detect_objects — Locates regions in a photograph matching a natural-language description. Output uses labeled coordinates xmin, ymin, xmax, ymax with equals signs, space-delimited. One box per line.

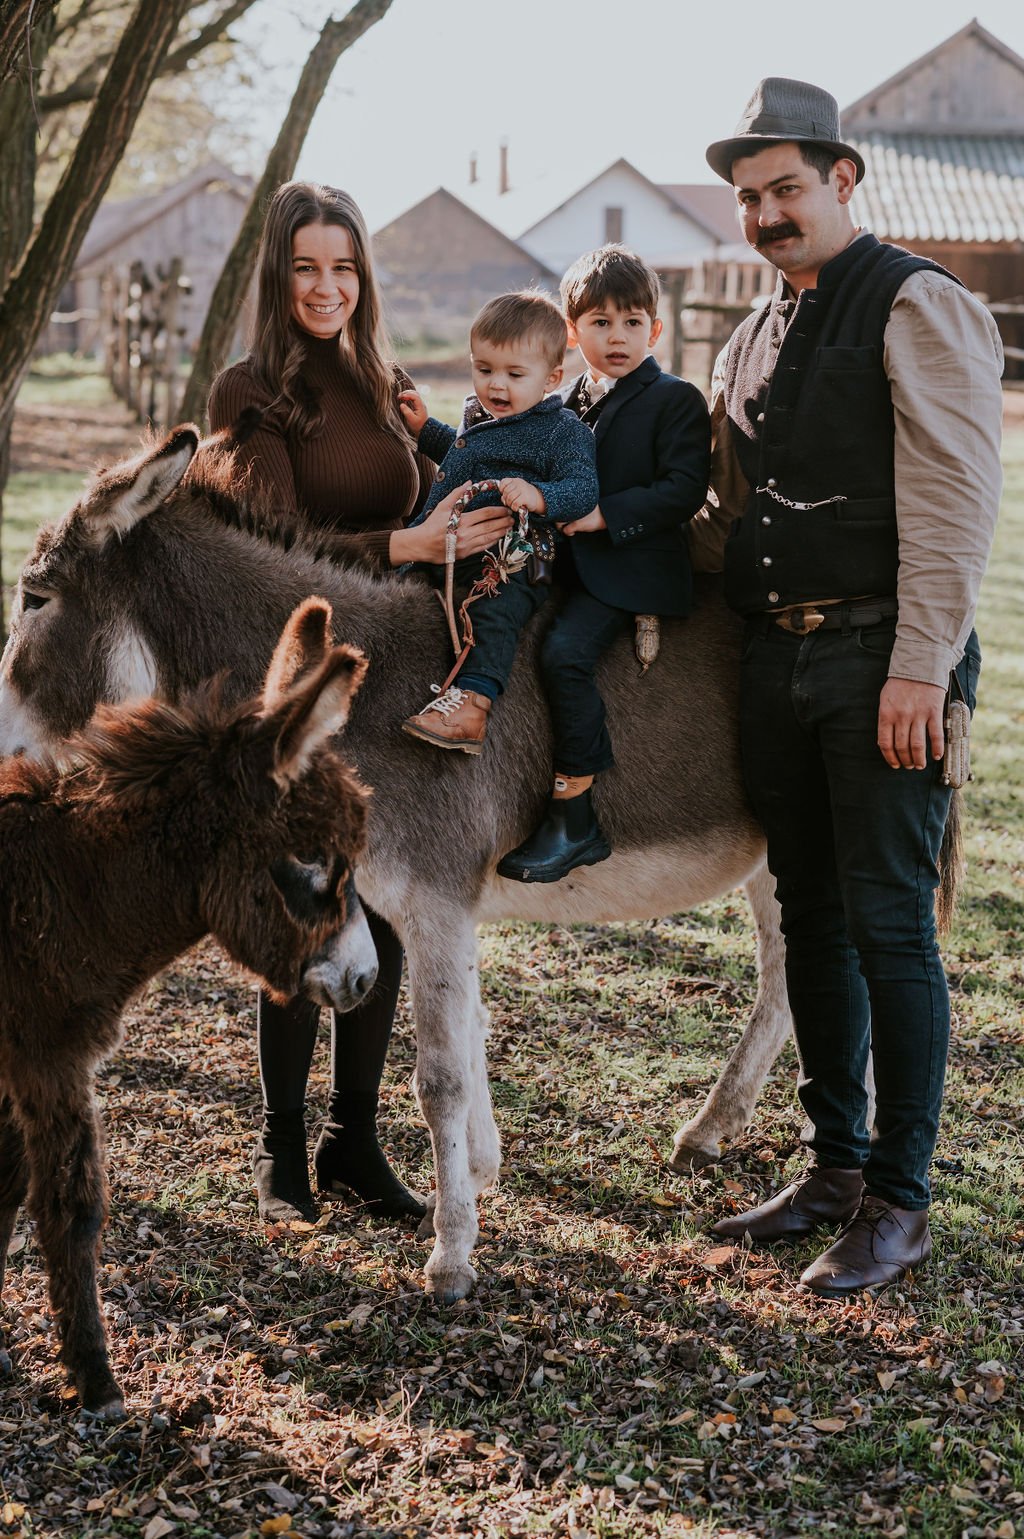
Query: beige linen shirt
xmin=691 ymin=259 xmax=1004 ymax=688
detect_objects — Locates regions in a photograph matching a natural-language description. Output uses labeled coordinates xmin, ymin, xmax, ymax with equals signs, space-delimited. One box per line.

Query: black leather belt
xmin=767 ymin=597 xmax=898 ymax=634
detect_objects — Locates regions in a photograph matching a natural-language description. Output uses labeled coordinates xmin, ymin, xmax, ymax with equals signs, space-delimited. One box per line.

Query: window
xmin=604 ymin=206 xmax=624 ymax=243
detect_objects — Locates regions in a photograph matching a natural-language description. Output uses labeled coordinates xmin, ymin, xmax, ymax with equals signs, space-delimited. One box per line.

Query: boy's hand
xmin=560 ymin=506 xmax=607 ymax=536
xmin=500 ymin=477 xmax=546 ymax=514
xmin=398 ymin=389 xmax=429 ymax=438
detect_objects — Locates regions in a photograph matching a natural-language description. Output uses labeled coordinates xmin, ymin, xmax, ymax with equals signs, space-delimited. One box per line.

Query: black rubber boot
xmin=497 ymin=788 xmax=611 ymax=883
xmin=314 ymin=1096 xmax=425 ymax=1222
xmin=253 ymin=1109 xmax=318 ymax=1224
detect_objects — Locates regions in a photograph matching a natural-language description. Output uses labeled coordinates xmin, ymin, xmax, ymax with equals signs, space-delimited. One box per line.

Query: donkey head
xmin=72 ymin=598 xmax=376 ymax=1012
xmin=0 ymin=425 xmax=201 ymax=760
xmin=202 ymin=597 xmax=376 ymax=1010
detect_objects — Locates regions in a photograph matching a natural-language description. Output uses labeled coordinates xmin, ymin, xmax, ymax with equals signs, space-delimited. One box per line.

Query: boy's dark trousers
xmin=443 ymin=554 xmax=551 ymax=696
xmin=539 ymin=581 xmax=631 ymax=775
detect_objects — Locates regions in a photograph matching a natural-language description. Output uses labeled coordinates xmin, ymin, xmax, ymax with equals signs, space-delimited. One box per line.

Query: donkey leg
xmin=405 ymin=907 xmax=496 ymax=1303
xmin=0 ymin=1099 xmax=29 ymax=1378
xmin=671 ymin=859 xmax=793 ymax=1170
xmin=21 ymin=1080 xmax=123 ymax=1417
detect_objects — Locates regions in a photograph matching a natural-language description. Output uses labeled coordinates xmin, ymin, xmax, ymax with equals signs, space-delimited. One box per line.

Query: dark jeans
xmin=446 ymin=555 xmax=551 ymax=696
xmin=257 ymin=904 xmax=404 ymax=1123
xmin=739 ymin=615 xmax=980 ymax=1209
xmin=540 ymin=589 xmax=632 ymax=775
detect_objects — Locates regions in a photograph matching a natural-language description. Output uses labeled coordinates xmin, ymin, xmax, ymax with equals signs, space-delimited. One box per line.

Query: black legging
xmin=257 ymin=904 xmax=404 ymax=1123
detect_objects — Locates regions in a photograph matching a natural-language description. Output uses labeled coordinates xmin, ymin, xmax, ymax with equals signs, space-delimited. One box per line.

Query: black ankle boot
xmin=314 ymin=1120 xmax=425 ymax=1222
xmin=497 ymin=788 xmax=611 ymax=883
xmin=253 ymin=1109 xmax=318 ymax=1224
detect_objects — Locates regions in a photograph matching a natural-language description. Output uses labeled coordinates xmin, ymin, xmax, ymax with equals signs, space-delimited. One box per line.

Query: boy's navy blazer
xmin=562 ymin=355 xmax=711 ymax=616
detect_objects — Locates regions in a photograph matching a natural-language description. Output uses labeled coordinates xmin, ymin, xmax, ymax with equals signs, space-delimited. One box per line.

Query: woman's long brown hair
xmin=249 ymin=181 xmax=406 ymax=444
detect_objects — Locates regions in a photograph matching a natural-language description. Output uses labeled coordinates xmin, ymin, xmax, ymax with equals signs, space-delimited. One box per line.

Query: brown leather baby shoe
xmin=402 ymin=686 xmax=491 ymax=754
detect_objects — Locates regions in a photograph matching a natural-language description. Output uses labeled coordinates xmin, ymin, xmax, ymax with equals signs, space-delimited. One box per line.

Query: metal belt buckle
xmin=776 ymin=606 xmax=826 ymax=634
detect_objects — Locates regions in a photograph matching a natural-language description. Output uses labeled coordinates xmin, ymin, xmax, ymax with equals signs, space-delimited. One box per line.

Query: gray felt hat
xmin=705 ymin=77 xmax=866 ymax=184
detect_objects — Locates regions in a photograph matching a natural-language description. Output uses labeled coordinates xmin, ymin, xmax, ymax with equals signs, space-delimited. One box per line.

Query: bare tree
xmin=179 ymin=0 xmax=394 ymax=426
xmin=0 ymin=0 xmax=192 ymax=425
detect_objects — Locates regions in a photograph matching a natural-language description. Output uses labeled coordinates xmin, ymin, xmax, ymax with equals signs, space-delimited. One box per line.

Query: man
xmin=697 ymin=78 xmax=1003 ymax=1295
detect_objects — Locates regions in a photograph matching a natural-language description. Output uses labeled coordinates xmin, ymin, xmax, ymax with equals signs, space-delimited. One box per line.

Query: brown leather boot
xmin=711 ymin=1165 xmax=864 ymax=1244
xmin=800 ymin=1196 xmax=931 ymax=1297
xmin=402 ymin=686 xmax=491 ymax=754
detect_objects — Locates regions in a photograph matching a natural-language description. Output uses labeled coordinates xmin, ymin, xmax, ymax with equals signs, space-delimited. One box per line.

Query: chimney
xmin=498 ymin=140 xmax=510 ymax=196
xmin=469 ymin=150 xmax=478 ymax=185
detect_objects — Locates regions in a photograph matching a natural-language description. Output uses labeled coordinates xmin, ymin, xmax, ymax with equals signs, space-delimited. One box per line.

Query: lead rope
xmin=436 ymin=480 xmax=534 ymax=694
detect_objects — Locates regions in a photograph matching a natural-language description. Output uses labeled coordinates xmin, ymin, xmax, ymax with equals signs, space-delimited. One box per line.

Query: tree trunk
xmin=0 ymin=0 xmax=59 ymax=83
xmin=178 ymin=0 xmax=394 ymax=427
xmin=0 ymin=4 xmax=57 ymax=638
xmin=0 ymin=0 xmax=192 ymax=423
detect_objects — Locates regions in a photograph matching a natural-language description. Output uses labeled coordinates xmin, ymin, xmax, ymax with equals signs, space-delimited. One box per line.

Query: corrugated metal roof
xmin=850 ymin=133 xmax=1024 ymax=244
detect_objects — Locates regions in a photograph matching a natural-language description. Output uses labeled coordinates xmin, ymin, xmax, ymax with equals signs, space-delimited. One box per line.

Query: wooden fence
xmin=101 ymin=258 xmax=191 ymax=428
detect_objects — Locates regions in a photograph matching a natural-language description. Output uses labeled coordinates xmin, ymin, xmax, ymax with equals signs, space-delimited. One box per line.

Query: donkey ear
xmin=82 ymin=425 xmax=199 ymax=544
xmin=262 ymin=597 xmax=333 ymax=712
xmin=271 ymin=644 xmax=368 ymax=787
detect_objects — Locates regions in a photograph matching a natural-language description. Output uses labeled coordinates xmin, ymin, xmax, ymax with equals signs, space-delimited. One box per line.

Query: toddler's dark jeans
xmin=739 ymin=615 xmax=980 ymax=1209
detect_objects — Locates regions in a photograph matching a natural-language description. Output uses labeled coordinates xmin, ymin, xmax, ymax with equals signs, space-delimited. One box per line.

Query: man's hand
xmin=877 ymin=678 xmax=947 ymax=770
xmin=560 ymin=506 xmax=607 ymax=536
xmin=500 ymin=477 xmax=546 ymax=514
xmin=397 ymin=389 xmax=429 ymax=438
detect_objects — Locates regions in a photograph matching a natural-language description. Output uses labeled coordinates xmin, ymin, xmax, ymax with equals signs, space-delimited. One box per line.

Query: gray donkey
xmin=0 ymin=425 xmax=792 ymax=1304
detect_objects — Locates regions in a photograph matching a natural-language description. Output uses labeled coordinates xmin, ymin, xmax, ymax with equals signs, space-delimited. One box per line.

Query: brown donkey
xmin=0 ymin=598 xmax=376 ymax=1418
xmin=0 ymin=425 xmax=793 ymax=1306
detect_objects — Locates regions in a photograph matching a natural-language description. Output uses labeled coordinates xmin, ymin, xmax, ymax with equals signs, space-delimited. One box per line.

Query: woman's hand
xmin=388 ymin=482 xmax=513 ymax=565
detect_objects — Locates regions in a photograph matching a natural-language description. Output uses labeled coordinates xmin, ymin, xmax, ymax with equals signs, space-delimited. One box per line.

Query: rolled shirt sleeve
xmin=885 ymin=272 xmax=1003 ymax=686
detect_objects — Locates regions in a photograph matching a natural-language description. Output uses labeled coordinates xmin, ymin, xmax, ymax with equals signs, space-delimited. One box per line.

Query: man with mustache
xmin=696 ymin=79 xmax=1003 ymax=1295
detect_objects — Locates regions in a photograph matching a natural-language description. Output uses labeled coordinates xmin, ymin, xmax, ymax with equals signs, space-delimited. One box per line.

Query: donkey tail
xmin=936 ymin=787 xmax=964 ymax=935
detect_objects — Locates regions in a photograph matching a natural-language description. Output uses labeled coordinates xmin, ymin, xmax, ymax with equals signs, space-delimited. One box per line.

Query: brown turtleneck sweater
xmin=208 ymin=333 xmax=435 ymax=570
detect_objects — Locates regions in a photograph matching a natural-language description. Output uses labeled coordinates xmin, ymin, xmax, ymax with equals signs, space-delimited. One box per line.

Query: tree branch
xmin=39 ymin=0 xmax=260 ymax=112
xmin=0 ymin=0 xmax=193 ymax=419
xmin=180 ymin=0 xmax=395 ymax=424
xmin=0 ymin=0 xmax=59 ymax=83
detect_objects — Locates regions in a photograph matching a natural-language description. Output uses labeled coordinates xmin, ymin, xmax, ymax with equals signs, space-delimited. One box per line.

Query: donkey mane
xmin=59 ymin=686 xmax=256 ymax=809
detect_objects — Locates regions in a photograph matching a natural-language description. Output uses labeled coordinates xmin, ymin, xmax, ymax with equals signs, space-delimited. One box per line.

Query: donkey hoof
xmin=81 ymin=1395 xmax=127 ymax=1423
xmin=425 ymin=1261 xmax=477 ymax=1305
xmin=669 ymin=1134 xmax=722 ymax=1173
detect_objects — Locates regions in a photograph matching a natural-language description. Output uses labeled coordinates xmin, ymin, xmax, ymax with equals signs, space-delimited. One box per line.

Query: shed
xmin=41 ymin=161 xmax=254 ymax=357
xmin=373 ymin=187 xmax=557 ymax=348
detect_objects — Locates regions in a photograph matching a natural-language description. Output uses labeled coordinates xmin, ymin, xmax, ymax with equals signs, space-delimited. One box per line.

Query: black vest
xmin=722 ymin=233 xmax=953 ymax=613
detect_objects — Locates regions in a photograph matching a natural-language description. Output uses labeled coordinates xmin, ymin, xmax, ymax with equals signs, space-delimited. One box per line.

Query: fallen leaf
xmin=811 ymin=1418 xmax=847 ymax=1433
xmin=772 ymin=1407 xmax=798 ymax=1424
xmin=142 ymin=1518 xmax=175 ymax=1539
xmin=260 ymin=1522 xmax=294 ymax=1538
xmin=905 ymin=1417 xmax=935 ymax=1433
xmin=702 ymin=1245 xmax=737 ymax=1268
xmin=614 ymin=1473 xmax=638 ymax=1491
xmin=876 ymin=1370 xmax=896 ymax=1390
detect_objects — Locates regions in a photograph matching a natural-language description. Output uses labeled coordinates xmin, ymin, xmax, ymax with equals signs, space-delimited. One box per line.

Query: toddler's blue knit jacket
xmin=411 ymin=393 xmax=598 ymax=527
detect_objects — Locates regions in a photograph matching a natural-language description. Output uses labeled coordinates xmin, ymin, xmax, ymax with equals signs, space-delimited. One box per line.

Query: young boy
xmin=496 ymin=244 xmax=712 ymax=882
xmin=399 ymin=291 xmax=598 ymax=754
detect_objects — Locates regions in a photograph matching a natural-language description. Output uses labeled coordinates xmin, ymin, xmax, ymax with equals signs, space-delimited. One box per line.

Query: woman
xmin=209 ymin=181 xmax=510 ymax=1224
